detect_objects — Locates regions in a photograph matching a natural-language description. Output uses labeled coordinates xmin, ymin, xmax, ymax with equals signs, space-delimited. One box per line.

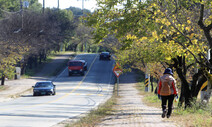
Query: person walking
xmin=157 ymin=68 xmax=178 ymax=118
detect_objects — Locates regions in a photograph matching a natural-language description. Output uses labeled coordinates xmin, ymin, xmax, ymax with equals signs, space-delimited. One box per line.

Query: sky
xmin=38 ymin=0 xmax=97 ymax=11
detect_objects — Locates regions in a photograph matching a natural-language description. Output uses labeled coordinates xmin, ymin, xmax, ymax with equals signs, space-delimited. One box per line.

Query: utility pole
xmin=58 ymin=0 xmax=60 ymax=9
xmin=20 ymin=0 xmax=23 ymax=29
xmin=82 ymin=0 xmax=84 ymax=14
xmin=43 ymin=0 xmax=45 ymax=14
xmin=81 ymin=0 xmax=86 ymax=52
xmin=20 ymin=0 xmax=23 ymax=10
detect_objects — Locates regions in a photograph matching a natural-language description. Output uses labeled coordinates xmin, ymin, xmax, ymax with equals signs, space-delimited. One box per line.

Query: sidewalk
xmin=0 ymin=52 xmax=74 ymax=102
xmin=96 ymin=71 xmax=180 ymax=127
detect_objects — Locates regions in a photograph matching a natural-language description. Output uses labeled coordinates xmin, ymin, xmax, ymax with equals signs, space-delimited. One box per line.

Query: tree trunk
xmin=178 ymin=81 xmax=185 ymax=107
xmin=34 ymin=55 xmax=38 ymax=67
xmin=150 ymin=76 xmax=154 ymax=92
xmin=28 ymin=56 xmax=33 ymax=69
xmin=39 ymin=52 xmax=42 ymax=64
xmin=81 ymin=44 xmax=84 ymax=52
xmin=173 ymin=56 xmax=193 ymax=108
xmin=1 ymin=75 xmax=5 ymax=85
xmin=21 ymin=62 xmax=27 ymax=75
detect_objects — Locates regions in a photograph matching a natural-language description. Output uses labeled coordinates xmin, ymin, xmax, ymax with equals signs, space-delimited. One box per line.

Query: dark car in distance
xmin=99 ymin=52 xmax=111 ymax=60
xmin=32 ymin=81 xmax=56 ymax=96
xmin=68 ymin=60 xmax=88 ymax=76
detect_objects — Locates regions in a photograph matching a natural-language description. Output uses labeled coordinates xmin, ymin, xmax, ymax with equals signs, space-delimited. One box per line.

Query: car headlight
xmin=80 ymin=69 xmax=83 ymax=71
xmin=50 ymin=89 xmax=54 ymax=92
xmin=33 ymin=89 xmax=39 ymax=92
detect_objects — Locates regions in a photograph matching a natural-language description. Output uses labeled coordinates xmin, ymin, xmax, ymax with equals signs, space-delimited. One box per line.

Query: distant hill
xmin=66 ymin=6 xmax=91 ymax=16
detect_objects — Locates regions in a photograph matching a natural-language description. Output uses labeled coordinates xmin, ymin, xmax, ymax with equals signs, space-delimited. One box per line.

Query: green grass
xmin=136 ymin=78 xmax=212 ymax=127
xmin=65 ymin=83 xmax=119 ymax=127
xmin=172 ymin=101 xmax=212 ymax=127
xmin=135 ymin=82 xmax=162 ymax=107
xmin=22 ymin=56 xmax=54 ymax=78
xmin=22 ymin=51 xmax=76 ymax=78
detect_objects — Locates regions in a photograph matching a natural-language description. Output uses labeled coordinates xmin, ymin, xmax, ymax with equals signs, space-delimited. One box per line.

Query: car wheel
xmin=53 ymin=91 xmax=56 ymax=95
xmin=81 ymin=71 xmax=85 ymax=76
xmin=33 ymin=93 xmax=36 ymax=96
xmin=69 ymin=72 xmax=72 ymax=76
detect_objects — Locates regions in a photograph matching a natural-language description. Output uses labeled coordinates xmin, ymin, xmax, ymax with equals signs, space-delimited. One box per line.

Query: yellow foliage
xmin=163 ymin=30 xmax=167 ymax=34
xmin=152 ymin=3 xmax=157 ymax=7
xmin=165 ymin=56 xmax=172 ymax=61
xmin=140 ymin=37 xmax=148 ymax=41
xmin=167 ymin=21 xmax=171 ymax=26
xmin=126 ymin=34 xmax=137 ymax=40
xmin=189 ymin=33 xmax=194 ymax=39
xmin=152 ymin=31 xmax=157 ymax=37
xmin=186 ymin=27 xmax=190 ymax=31
xmin=187 ymin=20 xmax=191 ymax=24
xmin=192 ymin=39 xmax=198 ymax=44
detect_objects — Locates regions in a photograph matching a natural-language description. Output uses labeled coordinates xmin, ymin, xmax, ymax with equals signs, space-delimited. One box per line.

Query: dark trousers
xmin=161 ymin=94 xmax=175 ymax=115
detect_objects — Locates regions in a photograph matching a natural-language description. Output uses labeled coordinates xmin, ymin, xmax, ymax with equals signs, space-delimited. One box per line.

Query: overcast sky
xmin=38 ymin=0 xmax=97 ymax=11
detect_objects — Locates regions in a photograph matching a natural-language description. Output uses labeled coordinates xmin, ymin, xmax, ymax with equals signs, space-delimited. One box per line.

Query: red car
xmin=68 ymin=60 xmax=87 ymax=76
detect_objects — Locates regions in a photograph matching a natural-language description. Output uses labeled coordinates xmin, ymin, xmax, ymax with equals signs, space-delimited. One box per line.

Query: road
xmin=0 ymin=54 xmax=115 ymax=127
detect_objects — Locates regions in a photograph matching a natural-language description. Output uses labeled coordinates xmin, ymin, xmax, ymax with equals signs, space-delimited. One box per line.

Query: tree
xmin=0 ymin=7 xmax=76 ymax=83
xmin=84 ymin=0 xmax=212 ymax=107
xmin=66 ymin=6 xmax=90 ymax=16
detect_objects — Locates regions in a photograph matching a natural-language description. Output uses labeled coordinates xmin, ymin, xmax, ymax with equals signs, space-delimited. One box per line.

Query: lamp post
xmin=43 ymin=0 xmax=45 ymax=14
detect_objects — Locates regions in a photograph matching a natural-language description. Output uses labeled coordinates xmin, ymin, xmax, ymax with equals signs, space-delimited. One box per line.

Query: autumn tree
xmin=85 ymin=0 xmax=212 ymax=107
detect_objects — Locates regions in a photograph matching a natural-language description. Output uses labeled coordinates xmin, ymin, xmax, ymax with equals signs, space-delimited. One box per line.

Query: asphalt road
xmin=0 ymin=54 xmax=115 ymax=127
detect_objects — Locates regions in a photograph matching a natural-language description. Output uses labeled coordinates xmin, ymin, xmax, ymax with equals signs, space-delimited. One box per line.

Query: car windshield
xmin=35 ymin=82 xmax=52 ymax=87
xmin=69 ymin=62 xmax=82 ymax=66
xmin=101 ymin=52 xmax=109 ymax=55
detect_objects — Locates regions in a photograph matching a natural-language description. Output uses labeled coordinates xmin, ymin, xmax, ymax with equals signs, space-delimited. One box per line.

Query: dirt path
xmin=96 ymin=71 xmax=179 ymax=127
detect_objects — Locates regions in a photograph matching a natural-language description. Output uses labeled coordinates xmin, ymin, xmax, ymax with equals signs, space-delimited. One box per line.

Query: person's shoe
xmin=167 ymin=115 xmax=170 ymax=118
xmin=161 ymin=111 xmax=166 ymax=118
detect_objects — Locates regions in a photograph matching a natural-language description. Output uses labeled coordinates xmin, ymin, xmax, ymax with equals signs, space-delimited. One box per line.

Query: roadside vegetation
xmin=67 ymin=95 xmax=117 ymax=127
xmin=0 ymin=85 xmax=8 ymax=92
xmin=65 ymin=83 xmax=119 ymax=127
xmin=85 ymin=0 xmax=212 ymax=110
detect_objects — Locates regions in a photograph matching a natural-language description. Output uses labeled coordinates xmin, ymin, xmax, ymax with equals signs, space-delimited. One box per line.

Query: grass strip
xmin=66 ymin=95 xmax=117 ymax=127
xmin=0 ymin=85 xmax=9 ymax=91
xmin=22 ymin=51 xmax=76 ymax=78
xmin=136 ymin=80 xmax=212 ymax=127
xmin=65 ymin=83 xmax=119 ymax=127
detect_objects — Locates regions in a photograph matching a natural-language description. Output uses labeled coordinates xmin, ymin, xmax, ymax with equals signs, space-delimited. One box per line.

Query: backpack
xmin=160 ymin=80 xmax=171 ymax=96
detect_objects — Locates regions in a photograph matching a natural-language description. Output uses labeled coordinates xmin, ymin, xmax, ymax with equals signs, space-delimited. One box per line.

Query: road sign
xmin=201 ymin=81 xmax=208 ymax=91
xmin=145 ymin=78 xmax=149 ymax=87
xmin=113 ymin=63 xmax=122 ymax=77
xmin=23 ymin=1 xmax=29 ymax=8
